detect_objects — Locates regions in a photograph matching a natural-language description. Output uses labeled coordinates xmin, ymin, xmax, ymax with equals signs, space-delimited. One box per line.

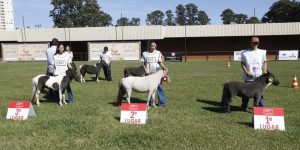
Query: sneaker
xmin=67 ymin=100 xmax=74 ymax=103
xmin=159 ymin=104 xmax=166 ymax=108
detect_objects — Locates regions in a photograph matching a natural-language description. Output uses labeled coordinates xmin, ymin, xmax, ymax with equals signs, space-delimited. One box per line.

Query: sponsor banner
xmin=278 ymin=50 xmax=299 ymax=60
xmin=1 ymin=43 xmax=49 ymax=61
xmin=88 ymin=42 xmax=141 ymax=61
xmin=234 ymin=51 xmax=242 ymax=61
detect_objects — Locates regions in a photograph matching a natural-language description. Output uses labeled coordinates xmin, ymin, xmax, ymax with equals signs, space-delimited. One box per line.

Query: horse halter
xmin=162 ymin=76 xmax=168 ymax=82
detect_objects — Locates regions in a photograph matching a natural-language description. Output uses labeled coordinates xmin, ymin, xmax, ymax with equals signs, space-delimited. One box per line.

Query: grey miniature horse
xmin=124 ymin=65 xmax=146 ymax=77
xmin=220 ymin=71 xmax=279 ymax=113
xmin=79 ymin=62 xmax=103 ymax=82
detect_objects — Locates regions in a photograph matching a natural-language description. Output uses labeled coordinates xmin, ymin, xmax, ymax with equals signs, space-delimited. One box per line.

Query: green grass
xmin=0 ymin=61 xmax=299 ymax=149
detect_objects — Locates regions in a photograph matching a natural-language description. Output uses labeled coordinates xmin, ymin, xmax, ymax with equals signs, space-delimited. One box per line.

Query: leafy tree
xmin=129 ymin=18 xmax=140 ymax=26
xmin=262 ymin=0 xmax=300 ymax=23
xmin=146 ymin=10 xmax=165 ymax=25
xmin=247 ymin=16 xmax=260 ymax=24
xmin=117 ymin=17 xmax=130 ymax=26
xmin=164 ymin=10 xmax=176 ymax=26
xmin=175 ymin=4 xmax=186 ymax=25
xmin=198 ymin=10 xmax=210 ymax=25
xmin=233 ymin=13 xmax=248 ymax=24
xmin=185 ymin=3 xmax=199 ymax=25
xmin=50 ymin=0 xmax=112 ymax=27
xmin=100 ymin=12 xmax=112 ymax=26
xmin=117 ymin=17 xmax=140 ymax=26
xmin=74 ymin=0 xmax=111 ymax=27
xmin=220 ymin=8 xmax=235 ymax=24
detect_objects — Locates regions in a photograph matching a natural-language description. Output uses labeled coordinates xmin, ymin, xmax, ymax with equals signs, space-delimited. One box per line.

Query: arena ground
xmin=0 ymin=61 xmax=299 ymax=149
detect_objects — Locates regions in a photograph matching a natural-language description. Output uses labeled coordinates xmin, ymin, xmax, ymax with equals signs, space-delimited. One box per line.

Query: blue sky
xmin=13 ymin=0 xmax=278 ymax=28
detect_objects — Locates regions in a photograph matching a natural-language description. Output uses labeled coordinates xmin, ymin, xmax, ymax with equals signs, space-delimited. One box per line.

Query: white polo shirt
xmin=100 ymin=51 xmax=112 ymax=64
xmin=54 ymin=52 xmax=71 ymax=76
xmin=241 ymin=48 xmax=267 ymax=81
xmin=46 ymin=45 xmax=57 ymax=74
xmin=67 ymin=51 xmax=73 ymax=62
xmin=141 ymin=50 xmax=162 ymax=74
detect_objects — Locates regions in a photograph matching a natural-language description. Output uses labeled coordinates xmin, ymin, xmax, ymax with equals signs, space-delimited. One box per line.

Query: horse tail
xmin=123 ymin=68 xmax=127 ymax=78
xmin=117 ymin=81 xmax=124 ymax=105
xmin=220 ymin=83 xmax=229 ymax=112
xmin=31 ymin=77 xmax=38 ymax=104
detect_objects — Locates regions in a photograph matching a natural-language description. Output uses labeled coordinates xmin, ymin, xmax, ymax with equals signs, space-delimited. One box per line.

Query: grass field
xmin=0 ymin=61 xmax=299 ymax=149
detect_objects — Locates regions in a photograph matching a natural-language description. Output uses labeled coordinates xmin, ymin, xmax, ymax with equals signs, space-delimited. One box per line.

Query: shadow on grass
xmin=237 ymin=121 xmax=253 ymax=128
xmin=196 ymin=99 xmax=243 ymax=113
xmin=114 ymin=117 xmax=120 ymax=121
xmin=40 ymin=90 xmax=59 ymax=104
xmin=280 ymin=85 xmax=292 ymax=88
xmin=83 ymin=77 xmax=106 ymax=82
xmin=108 ymin=97 xmax=146 ymax=107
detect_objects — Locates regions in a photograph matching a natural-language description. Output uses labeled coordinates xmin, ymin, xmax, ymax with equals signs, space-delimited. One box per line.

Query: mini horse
xmin=117 ymin=69 xmax=170 ymax=107
xmin=79 ymin=62 xmax=102 ymax=82
xmin=124 ymin=65 xmax=146 ymax=77
xmin=220 ymin=71 xmax=279 ymax=113
xmin=31 ymin=63 xmax=80 ymax=106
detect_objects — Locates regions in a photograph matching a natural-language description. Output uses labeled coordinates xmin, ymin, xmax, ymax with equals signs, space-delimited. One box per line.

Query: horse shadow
xmin=196 ymin=99 xmax=244 ymax=113
xmin=114 ymin=117 xmax=120 ymax=121
xmin=84 ymin=77 xmax=106 ymax=82
xmin=40 ymin=90 xmax=59 ymax=104
xmin=236 ymin=121 xmax=253 ymax=128
xmin=108 ymin=97 xmax=146 ymax=107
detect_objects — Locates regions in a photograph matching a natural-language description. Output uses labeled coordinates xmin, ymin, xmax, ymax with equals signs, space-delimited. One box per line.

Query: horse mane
xmin=254 ymin=73 xmax=268 ymax=82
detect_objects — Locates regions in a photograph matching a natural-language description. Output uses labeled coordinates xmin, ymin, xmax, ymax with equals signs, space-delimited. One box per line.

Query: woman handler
xmin=141 ymin=41 xmax=167 ymax=107
xmin=53 ymin=43 xmax=74 ymax=103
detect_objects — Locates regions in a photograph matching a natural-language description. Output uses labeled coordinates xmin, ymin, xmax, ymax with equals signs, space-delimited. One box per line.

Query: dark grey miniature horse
xmin=79 ymin=62 xmax=103 ymax=82
xmin=220 ymin=71 xmax=279 ymax=113
xmin=124 ymin=65 xmax=146 ymax=77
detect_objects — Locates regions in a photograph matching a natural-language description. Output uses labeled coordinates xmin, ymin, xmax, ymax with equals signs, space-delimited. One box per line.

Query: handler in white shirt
xmin=46 ymin=38 xmax=58 ymax=76
xmin=241 ymin=36 xmax=267 ymax=111
xmin=46 ymin=38 xmax=59 ymax=100
xmin=100 ymin=46 xmax=112 ymax=81
xmin=141 ymin=41 xmax=167 ymax=107
xmin=66 ymin=45 xmax=73 ymax=62
xmin=54 ymin=43 xmax=74 ymax=102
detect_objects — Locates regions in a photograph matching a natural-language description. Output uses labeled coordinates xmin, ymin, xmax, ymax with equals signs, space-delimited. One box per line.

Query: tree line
xmin=50 ymin=0 xmax=300 ymax=27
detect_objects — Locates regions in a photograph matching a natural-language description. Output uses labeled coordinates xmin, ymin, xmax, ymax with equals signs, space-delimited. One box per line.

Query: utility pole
xmin=253 ymin=8 xmax=256 ymax=36
xmin=184 ymin=24 xmax=187 ymax=62
xmin=22 ymin=16 xmax=27 ymax=42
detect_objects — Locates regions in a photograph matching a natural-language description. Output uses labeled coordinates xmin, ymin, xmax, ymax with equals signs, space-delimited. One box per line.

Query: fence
xmin=0 ymin=50 xmax=295 ymax=62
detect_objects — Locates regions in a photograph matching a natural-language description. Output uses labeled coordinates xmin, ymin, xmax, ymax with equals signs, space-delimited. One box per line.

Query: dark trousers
xmin=103 ymin=64 xmax=112 ymax=81
xmin=149 ymin=82 xmax=166 ymax=107
xmin=46 ymin=71 xmax=57 ymax=101
xmin=241 ymin=80 xmax=265 ymax=109
xmin=66 ymin=83 xmax=74 ymax=101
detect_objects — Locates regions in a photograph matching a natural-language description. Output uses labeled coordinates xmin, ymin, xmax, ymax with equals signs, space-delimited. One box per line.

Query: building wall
xmin=0 ymin=23 xmax=299 ymax=61
xmin=1 ymin=22 xmax=300 ymax=42
xmin=0 ymin=0 xmax=14 ymax=31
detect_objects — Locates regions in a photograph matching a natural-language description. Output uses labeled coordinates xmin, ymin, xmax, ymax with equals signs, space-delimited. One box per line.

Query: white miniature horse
xmin=31 ymin=63 xmax=80 ymax=106
xmin=117 ymin=69 xmax=170 ymax=107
